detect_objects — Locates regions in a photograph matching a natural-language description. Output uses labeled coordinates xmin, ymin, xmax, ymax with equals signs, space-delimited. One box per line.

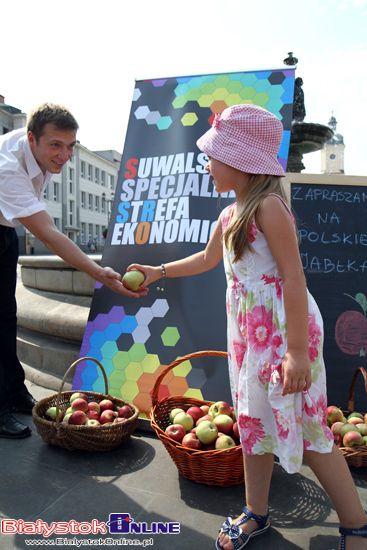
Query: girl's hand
xmin=126 ymin=264 xmax=163 ymax=290
xmin=281 ymin=350 xmax=312 ymax=396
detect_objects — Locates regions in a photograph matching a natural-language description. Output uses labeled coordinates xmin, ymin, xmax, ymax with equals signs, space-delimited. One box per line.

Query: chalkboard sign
xmin=291 ymin=182 xmax=367 ymax=411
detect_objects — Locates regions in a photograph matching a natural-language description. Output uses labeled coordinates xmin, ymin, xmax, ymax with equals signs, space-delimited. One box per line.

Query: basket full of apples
xmin=150 ymin=350 xmax=244 ymax=486
xmin=328 ymin=366 xmax=367 ymax=467
xmin=32 ymin=357 xmax=139 ymax=451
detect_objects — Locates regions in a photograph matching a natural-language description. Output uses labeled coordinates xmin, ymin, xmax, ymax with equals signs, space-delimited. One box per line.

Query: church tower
xmin=321 ymin=113 xmax=345 ymax=174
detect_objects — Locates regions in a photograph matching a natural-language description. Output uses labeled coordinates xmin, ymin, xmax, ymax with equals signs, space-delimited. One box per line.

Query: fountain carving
xmin=284 ymin=53 xmax=333 ymax=172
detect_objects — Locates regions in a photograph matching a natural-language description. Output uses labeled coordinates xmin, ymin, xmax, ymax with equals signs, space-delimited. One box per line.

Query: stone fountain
xmin=284 ymin=53 xmax=333 ymax=172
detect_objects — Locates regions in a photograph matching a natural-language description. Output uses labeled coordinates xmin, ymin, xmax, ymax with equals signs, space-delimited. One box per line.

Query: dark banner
xmin=72 ymin=69 xmax=295 ymax=418
xmin=292 ymin=183 xmax=367 ymax=410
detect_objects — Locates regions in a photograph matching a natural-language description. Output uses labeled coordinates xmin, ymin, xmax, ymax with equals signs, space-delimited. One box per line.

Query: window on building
xmin=69 ymin=168 xmax=74 ymax=194
xmin=95 ymin=196 xmax=100 ymax=212
xmin=81 ymin=192 xmax=85 ymax=208
xmin=101 ymin=171 xmax=106 ymax=186
xmin=108 ymin=174 xmax=115 ymax=190
xmin=88 ymin=194 xmax=93 ymax=210
xmin=102 ymin=195 xmax=106 ymax=213
xmin=89 ymin=224 xmax=93 ymax=241
xmin=95 ymin=168 xmax=99 ymax=184
xmin=53 ymin=218 xmax=60 ymax=230
xmin=53 ymin=182 xmax=59 ymax=202
xmin=81 ymin=223 xmax=86 ymax=243
xmin=43 ymin=187 xmax=48 ymax=200
xmin=88 ymin=164 xmax=93 ymax=181
xmin=69 ymin=200 xmax=74 ymax=226
xmin=81 ymin=161 xmax=85 ymax=178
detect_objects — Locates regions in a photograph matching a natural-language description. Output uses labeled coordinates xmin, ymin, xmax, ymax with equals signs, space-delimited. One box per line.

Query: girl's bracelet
xmin=157 ymin=264 xmax=166 ymax=291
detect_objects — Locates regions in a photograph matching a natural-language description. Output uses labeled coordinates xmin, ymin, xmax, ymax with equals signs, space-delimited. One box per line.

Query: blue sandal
xmin=339 ymin=511 xmax=367 ymax=550
xmin=215 ymin=505 xmax=270 ymax=550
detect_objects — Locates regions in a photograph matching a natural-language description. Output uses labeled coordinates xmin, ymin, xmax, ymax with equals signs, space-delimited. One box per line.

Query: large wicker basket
xmin=32 ymin=357 xmax=139 ymax=451
xmin=150 ymin=350 xmax=244 ymax=486
xmin=339 ymin=366 xmax=367 ymax=467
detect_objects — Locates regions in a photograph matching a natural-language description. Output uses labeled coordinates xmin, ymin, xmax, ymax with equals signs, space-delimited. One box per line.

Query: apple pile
xmin=165 ymin=401 xmax=240 ymax=451
xmin=43 ymin=392 xmax=134 ymax=427
xmin=327 ymin=405 xmax=367 ymax=448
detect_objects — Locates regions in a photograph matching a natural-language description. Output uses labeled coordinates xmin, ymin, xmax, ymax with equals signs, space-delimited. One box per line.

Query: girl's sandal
xmin=339 ymin=512 xmax=367 ymax=550
xmin=215 ymin=505 xmax=270 ymax=550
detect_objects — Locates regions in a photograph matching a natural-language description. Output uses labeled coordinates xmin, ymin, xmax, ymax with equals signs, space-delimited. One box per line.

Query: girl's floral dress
xmin=222 ymin=196 xmax=333 ymax=474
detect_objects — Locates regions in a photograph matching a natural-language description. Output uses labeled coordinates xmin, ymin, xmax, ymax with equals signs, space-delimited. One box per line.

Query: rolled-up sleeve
xmin=0 ymin=168 xmax=46 ymax=226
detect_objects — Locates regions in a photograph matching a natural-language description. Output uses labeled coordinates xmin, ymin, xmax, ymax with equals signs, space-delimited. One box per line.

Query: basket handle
xmin=151 ymin=350 xmax=228 ymax=409
xmin=347 ymin=366 xmax=367 ymax=413
xmin=55 ymin=357 xmax=109 ymax=428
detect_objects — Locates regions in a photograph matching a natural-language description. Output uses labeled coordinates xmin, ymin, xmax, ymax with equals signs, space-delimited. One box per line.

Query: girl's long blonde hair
xmin=222 ymin=174 xmax=290 ymax=263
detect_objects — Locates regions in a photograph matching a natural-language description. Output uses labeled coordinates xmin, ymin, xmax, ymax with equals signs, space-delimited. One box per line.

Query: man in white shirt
xmin=0 ymin=102 xmax=147 ymax=439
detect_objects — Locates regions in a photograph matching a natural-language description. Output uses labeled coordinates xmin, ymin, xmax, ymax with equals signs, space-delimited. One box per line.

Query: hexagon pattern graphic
xmin=76 ymin=298 xmax=207 ymax=418
xmin=131 ymin=70 xmax=294 ymax=170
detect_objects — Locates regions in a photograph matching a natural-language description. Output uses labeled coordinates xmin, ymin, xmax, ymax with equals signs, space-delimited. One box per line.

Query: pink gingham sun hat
xmin=196 ymin=104 xmax=285 ymax=177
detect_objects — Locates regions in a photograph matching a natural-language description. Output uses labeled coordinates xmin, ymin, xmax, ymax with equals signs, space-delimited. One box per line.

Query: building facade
xmin=321 ymin=113 xmax=345 ymax=174
xmin=0 ymin=96 xmax=120 ymax=253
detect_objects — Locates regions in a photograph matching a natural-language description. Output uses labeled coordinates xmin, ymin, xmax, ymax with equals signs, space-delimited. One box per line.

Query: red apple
xmin=200 ymin=405 xmax=210 ymax=415
xmin=68 ymin=410 xmax=87 ymax=425
xmin=86 ymin=410 xmax=100 ymax=421
xmin=100 ymin=410 xmax=116 ymax=424
xmin=62 ymin=413 xmax=72 ymax=423
xmin=209 ymin=401 xmax=232 ymax=418
xmin=233 ymin=421 xmax=240 ymax=439
xmin=196 ymin=420 xmax=218 ymax=445
xmin=71 ymin=398 xmax=89 ymax=413
xmin=186 ymin=406 xmax=204 ymax=423
xmin=114 ymin=417 xmax=127 ymax=424
xmin=70 ymin=392 xmax=88 ymax=404
xmin=348 ymin=412 xmax=364 ymax=421
xmin=203 ymin=443 xmax=216 ymax=451
xmin=181 ymin=432 xmax=203 ymax=450
xmin=215 ymin=434 xmax=236 ymax=450
xmin=348 ymin=417 xmax=364 ymax=427
xmin=99 ymin=399 xmax=114 ymax=411
xmin=88 ymin=401 xmax=101 ymax=415
xmin=118 ymin=405 xmax=133 ymax=419
xmin=213 ymin=414 xmax=234 ymax=435
xmin=343 ymin=430 xmax=364 ymax=447
xmin=165 ymin=424 xmax=186 ymax=443
xmin=334 ymin=434 xmax=343 ymax=447
xmin=327 ymin=406 xmax=343 ymax=424
xmin=173 ymin=412 xmax=194 ymax=432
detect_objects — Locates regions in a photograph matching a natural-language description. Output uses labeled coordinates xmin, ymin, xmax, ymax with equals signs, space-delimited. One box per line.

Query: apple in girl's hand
xmin=186 ymin=406 xmax=204 ymax=423
xmin=165 ymin=424 xmax=186 ymax=443
xmin=122 ymin=269 xmax=145 ymax=291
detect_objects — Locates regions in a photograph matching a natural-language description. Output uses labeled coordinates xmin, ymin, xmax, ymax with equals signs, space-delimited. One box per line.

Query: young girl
xmin=129 ymin=105 xmax=367 ymax=550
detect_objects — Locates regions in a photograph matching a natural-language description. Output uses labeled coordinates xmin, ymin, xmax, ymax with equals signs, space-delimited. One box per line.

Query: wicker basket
xmin=339 ymin=366 xmax=367 ymax=467
xmin=32 ymin=357 xmax=139 ymax=451
xmin=150 ymin=350 xmax=244 ymax=486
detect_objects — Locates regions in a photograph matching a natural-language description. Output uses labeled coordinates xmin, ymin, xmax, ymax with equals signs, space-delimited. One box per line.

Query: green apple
xmin=215 ymin=434 xmax=236 ymax=450
xmin=348 ymin=411 xmax=364 ymax=421
xmin=45 ymin=406 xmax=63 ymax=422
xmin=356 ymin=424 xmax=367 ymax=436
xmin=340 ymin=423 xmax=360 ymax=438
xmin=122 ymin=269 xmax=145 ymax=291
xmin=169 ymin=408 xmax=185 ymax=424
xmin=196 ymin=420 xmax=218 ymax=445
xmin=173 ymin=412 xmax=194 ymax=432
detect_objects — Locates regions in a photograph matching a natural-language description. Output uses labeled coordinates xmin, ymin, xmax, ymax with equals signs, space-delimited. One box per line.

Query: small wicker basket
xmin=339 ymin=366 xmax=367 ymax=467
xmin=32 ymin=357 xmax=139 ymax=451
xmin=150 ymin=350 xmax=244 ymax=486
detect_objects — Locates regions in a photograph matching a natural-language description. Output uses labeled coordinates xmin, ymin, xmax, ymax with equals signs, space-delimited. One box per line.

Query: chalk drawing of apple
xmin=335 ymin=292 xmax=367 ymax=357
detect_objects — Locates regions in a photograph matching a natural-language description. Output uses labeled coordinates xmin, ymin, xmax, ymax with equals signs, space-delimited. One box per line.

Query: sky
xmin=2 ymin=0 xmax=366 ymax=176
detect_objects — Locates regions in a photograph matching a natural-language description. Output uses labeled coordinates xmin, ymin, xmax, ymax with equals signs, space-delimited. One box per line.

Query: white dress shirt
xmin=0 ymin=128 xmax=51 ymax=227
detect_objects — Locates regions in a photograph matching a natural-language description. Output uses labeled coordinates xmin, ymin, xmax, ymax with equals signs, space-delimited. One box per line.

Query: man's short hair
xmin=27 ymin=102 xmax=79 ymax=141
